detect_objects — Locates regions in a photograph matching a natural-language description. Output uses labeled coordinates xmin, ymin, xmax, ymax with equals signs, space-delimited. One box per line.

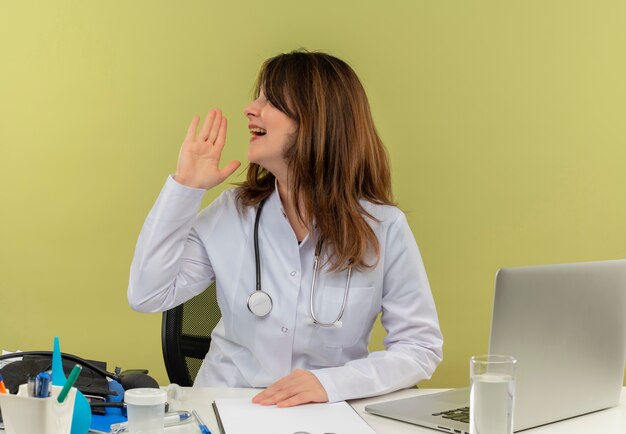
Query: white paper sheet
xmin=213 ymin=398 xmax=377 ymax=434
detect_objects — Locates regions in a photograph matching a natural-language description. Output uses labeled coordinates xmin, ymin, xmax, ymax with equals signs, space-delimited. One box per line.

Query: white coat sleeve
xmin=128 ymin=176 xmax=215 ymax=312
xmin=311 ymin=213 xmax=443 ymax=402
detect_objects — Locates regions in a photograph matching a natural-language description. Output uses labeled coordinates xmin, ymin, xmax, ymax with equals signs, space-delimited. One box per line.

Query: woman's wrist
xmin=171 ymin=173 xmax=209 ymax=191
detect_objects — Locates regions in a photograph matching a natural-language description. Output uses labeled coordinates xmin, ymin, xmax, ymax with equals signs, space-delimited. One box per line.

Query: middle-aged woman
xmin=128 ymin=50 xmax=443 ymax=407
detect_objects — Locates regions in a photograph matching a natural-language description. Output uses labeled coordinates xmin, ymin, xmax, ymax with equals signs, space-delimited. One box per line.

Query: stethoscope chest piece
xmin=247 ymin=290 xmax=273 ymax=317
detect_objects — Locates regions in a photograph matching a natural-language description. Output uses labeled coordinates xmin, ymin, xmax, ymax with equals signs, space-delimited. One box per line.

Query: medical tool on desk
xmin=247 ymin=198 xmax=353 ymax=328
xmin=109 ymin=411 xmax=192 ymax=432
xmin=192 ymin=409 xmax=212 ymax=434
xmin=58 ymin=364 xmax=82 ymax=403
xmin=0 ymin=351 xmax=159 ymax=394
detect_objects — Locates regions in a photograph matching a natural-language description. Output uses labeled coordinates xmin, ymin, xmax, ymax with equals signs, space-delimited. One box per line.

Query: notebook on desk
xmin=365 ymin=259 xmax=626 ymax=433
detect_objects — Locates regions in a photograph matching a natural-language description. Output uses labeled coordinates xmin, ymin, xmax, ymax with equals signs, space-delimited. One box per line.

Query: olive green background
xmin=2 ymin=1 xmax=625 ymax=388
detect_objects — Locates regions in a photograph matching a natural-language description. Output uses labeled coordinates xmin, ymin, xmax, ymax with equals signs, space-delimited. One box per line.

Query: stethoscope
xmin=246 ymin=198 xmax=353 ymax=328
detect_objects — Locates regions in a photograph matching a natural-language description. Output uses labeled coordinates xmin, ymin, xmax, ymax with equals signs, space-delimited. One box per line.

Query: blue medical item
xmin=35 ymin=372 xmax=51 ymax=398
xmin=52 ymin=336 xmax=92 ymax=434
xmin=193 ymin=409 xmax=212 ymax=434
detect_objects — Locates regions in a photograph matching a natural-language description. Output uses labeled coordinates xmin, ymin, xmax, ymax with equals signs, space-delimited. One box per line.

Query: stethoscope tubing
xmin=247 ymin=197 xmax=273 ymax=317
xmin=254 ymin=197 xmax=265 ymax=293
xmin=309 ymin=252 xmax=352 ymax=327
xmin=247 ymin=197 xmax=351 ymax=327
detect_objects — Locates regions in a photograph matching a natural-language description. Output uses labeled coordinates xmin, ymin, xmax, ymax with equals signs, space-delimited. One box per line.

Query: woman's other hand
xmin=252 ymin=369 xmax=329 ymax=407
xmin=174 ymin=109 xmax=241 ymax=189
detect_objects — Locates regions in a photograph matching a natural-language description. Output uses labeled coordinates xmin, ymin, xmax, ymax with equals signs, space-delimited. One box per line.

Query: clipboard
xmin=212 ymin=398 xmax=376 ymax=434
xmin=212 ymin=401 xmax=226 ymax=434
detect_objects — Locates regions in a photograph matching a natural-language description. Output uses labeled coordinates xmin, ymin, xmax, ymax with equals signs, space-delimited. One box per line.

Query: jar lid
xmin=124 ymin=388 xmax=167 ymax=406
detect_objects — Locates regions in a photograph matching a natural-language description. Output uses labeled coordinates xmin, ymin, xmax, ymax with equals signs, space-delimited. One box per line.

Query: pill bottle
xmin=124 ymin=388 xmax=167 ymax=434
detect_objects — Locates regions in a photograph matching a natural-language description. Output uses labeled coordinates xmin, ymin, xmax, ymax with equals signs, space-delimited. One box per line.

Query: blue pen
xmin=192 ymin=409 xmax=212 ymax=434
xmin=35 ymin=372 xmax=52 ymax=398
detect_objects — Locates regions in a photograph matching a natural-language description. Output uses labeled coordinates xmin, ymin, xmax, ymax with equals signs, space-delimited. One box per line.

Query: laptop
xmin=365 ymin=259 xmax=626 ymax=433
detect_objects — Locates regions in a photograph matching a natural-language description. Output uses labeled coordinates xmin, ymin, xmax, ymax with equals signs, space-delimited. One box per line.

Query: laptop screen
xmin=489 ymin=259 xmax=626 ymax=430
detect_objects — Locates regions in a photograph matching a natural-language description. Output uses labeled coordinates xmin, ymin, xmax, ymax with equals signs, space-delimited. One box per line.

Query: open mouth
xmin=250 ymin=127 xmax=267 ymax=137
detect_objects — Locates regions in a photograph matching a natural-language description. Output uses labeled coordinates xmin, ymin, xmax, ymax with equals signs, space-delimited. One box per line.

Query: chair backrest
xmin=161 ymin=282 xmax=221 ymax=386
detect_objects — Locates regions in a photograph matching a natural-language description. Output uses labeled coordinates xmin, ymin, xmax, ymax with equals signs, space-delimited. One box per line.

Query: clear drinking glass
xmin=470 ymin=355 xmax=517 ymax=434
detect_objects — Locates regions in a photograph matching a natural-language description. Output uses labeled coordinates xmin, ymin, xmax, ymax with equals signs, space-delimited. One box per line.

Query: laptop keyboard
xmin=432 ymin=406 xmax=470 ymax=423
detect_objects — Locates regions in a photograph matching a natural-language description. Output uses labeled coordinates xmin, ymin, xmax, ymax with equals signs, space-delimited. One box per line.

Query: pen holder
xmin=0 ymin=384 xmax=77 ymax=434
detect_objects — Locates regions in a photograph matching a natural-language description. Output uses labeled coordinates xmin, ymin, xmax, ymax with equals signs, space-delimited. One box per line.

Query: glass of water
xmin=470 ymin=354 xmax=517 ymax=434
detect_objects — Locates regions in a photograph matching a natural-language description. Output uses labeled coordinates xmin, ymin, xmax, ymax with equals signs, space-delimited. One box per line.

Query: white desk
xmin=165 ymin=387 xmax=626 ymax=434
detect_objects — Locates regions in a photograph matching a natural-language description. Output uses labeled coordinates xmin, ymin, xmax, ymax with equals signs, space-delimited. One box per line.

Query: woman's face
xmin=243 ymin=89 xmax=297 ymax=177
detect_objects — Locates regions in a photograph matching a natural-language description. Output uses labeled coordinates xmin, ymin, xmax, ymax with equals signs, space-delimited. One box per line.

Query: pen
xmin=192 ymin=409 xmax=212 ymax=434
xmin=57 ymin=364 xmax=82 ymax=403
xmin=35 ymin=372 xmax=51 ymax=398
xmin=0 ymin=374 xmax=7 ymax=394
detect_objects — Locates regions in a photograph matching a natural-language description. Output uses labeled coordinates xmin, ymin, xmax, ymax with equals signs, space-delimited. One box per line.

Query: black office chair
xmin=161 ymin=282 xmax=221 ymax=386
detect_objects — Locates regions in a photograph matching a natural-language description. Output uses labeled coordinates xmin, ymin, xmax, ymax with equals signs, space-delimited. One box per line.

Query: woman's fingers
xmin=219 ymin=160 xmax=241 ymax=182
xmin=185 ymin=109 xmax=226 ymax=147
xmin=176 ymin=109 xmax=237 ymax=189
xmin=185 ymin=115 xmax=200 ymax=143
xmin=276 ymin=392 xmax=318 ymax=408
xmin=206 ymin=110 xmax=223 ymax=144
xmin=252 ymin=370 xmax=328 ymax=408
xmin=253 ymin=370 xmax=300 ymax=402
xmin=198 ymin=110 xmax=218 ymax=141
xmin=253 ymin=377 xmax=295 ymax=403
xmin=213 ymin=117 xmax=228 ymax=152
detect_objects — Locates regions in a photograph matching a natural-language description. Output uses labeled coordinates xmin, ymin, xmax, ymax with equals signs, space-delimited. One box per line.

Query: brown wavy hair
xmin=237 ymin=50 xmax=393 ymax=271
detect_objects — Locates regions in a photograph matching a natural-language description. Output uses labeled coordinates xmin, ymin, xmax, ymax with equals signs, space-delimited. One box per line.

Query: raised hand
xmin=174 ymin=109 xmax=241 ymax=189
xmin=252 ymin=369 xmax=329 ymax=408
